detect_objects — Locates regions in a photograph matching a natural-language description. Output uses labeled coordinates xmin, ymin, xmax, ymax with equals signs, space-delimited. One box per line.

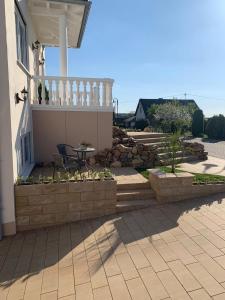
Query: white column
xmin=59 ymin=15 xmax=68 ymax=77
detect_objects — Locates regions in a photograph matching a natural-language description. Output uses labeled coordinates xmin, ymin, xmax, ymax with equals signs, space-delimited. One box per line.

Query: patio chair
xmin=52 ymin=144 xmax=82 ymax=175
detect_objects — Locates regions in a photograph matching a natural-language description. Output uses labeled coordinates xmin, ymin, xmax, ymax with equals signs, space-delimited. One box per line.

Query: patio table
xmin=73 ymin=147 xmax=95 ymax=169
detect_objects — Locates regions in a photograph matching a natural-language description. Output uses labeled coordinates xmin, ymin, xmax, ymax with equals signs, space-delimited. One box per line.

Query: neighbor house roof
xmin=135 ymin=98 xmax=199 ymax=118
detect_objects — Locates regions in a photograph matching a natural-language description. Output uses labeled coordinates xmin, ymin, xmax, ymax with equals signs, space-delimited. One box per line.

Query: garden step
xmin=135 ymin=137 xmax=167 ymax=144
xmin=156 ymin=146 xmax=172 ymax=153
xmin=117 ymin=189 xmax=155 ymax=201
xmin=157 ymin=151 xmax=190 ymax=159
xmin=127 ymin=132 xmax=168 ymax=139
xmin=117 ymin=181 xmax=150 ymax=191
xmin=116 ymin=199 xmax=157 ymax=213
xmin=144 ymin=142 xmax=169 ymax=148
xmin=159 ymin=155 xmax=198 ymax=166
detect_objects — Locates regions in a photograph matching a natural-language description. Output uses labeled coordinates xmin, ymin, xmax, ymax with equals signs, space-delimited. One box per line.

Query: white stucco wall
xmin=0 ymin=0 xmax=37 ymax=234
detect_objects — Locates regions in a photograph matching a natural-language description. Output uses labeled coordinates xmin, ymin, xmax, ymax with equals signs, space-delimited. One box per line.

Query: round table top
xmin=73 ymin=147 xmax=95 ymax=153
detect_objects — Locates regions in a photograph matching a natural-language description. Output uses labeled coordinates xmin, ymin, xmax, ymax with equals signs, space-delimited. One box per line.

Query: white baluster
xmin=62 ymin=80 xmax=67 ymax=106
xmin=76 ymin=80 xmax=81 ymax=106
xmin=56 ymin=79 xmax=60 ymax=105
xmin=69 ymin=80 xmax=73 ymax=106
xmin=95 ymin=81 xmax=100 ymax=106
xmin=48 ymin=79 xmax=53 ymax=105
xmin=89 ymin=81 xmax=94 ymax=106
xmin=102 ymin=81 xmax=107 ymax=107
xmin=83 ymin=80 xmax=87 ymax=106
xmin=108 ymin=80 xmax=113 ymax=107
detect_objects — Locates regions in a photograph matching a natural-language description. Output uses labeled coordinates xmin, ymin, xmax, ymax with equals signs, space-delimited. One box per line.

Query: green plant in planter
xmin=98 ymin=171 xmax=105 ymax=181
xmin=80 ymin=141 xmax=92 ymax=150
xmin=80 ymin=172 xmax=87 ymax=181
xmin=103 ymin=168 xmax=113 ymax=179
xmin=39 ymin=174 xmax=43 ymax=184
xmin=16 ymin=176 xmax=23 ymax=185
xmin=56 ymin=172 xmax=62 ymax=183
xmin=163 ymin=131 xmax=183 ymax=173
xmin=27 ymin=176 xmax=34 ymax=184
xmin=73 ymin=171 xmax=80 ymax=181
xmin=90 ymin=170 xmax=98 ymax=180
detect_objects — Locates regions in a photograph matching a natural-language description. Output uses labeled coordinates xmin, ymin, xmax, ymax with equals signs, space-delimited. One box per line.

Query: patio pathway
xmin=3 ymin=194 xmax=225 ymax=298
xmin=179 ymin=156 xmax=225 ymax=176
xmin=113 ymin=168 xmax=148 ymax=185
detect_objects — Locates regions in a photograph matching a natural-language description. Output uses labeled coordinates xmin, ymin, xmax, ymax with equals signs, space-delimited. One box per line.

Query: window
xmin=21 ymin=132 xmax=31 ymax=168
xmin=15 ymin=3 xmax=28 ymax=68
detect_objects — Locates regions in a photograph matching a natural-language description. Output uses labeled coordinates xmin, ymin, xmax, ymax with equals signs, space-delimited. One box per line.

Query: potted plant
xmin=79 ymin=141 xmax=92 ymax=150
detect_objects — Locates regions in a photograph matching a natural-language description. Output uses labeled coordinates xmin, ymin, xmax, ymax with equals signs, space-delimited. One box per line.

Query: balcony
xmin=31 ymin=76 xmax=114 ymax=111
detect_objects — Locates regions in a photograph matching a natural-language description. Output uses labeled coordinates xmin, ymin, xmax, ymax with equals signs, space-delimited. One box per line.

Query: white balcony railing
xmin=31 ymin=76 xmax=114 ymax=111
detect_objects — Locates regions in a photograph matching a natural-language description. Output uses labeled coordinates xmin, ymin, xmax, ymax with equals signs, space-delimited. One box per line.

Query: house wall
xmin=32 ymin=110 xmax=113 ymax=163
xmin=0 ymin=0 xmax=37 ymax=235
xmin=136 ymin=103 xmax=146 ymax=121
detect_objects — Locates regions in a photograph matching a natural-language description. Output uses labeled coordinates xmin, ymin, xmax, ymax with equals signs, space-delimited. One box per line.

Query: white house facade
xmin=0 ymin=0 xmax=114 ymax=235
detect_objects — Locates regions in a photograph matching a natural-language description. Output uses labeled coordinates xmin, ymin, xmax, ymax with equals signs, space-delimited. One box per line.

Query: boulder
xmin=132 ymin=147 xmax=138 ymax=155
xmin=110 ymin=161 xmax=122 ymax=168
xmin=132 ymin=158 xmax=143 ymax=167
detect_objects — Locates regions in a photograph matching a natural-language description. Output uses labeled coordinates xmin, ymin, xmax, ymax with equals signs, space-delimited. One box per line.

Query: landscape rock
xmin=111 ymin=161 xmax=122 ymax=168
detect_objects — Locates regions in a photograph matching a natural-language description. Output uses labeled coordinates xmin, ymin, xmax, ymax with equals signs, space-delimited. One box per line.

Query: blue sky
xmin=46 ymin=0 xmax=225 ymax=117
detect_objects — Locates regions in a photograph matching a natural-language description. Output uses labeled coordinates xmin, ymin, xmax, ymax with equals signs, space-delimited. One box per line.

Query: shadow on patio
xmin=0 ymin=192 xmax=225 ymax=296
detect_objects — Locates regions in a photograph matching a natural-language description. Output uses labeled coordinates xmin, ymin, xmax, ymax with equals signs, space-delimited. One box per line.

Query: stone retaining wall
xmin=149 ymin=169 xmax=225 ymax=203
xmin=15 ymin=180 xmax=117 ymax=231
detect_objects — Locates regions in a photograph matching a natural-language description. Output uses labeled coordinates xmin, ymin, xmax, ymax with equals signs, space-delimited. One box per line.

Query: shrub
xmin=205 ymin=115 xmax=225 ymax=140
xmin=135 ymin=120 xmax=149 ymax=130
xmin=192 ymin=109 xmax=204 ymax=137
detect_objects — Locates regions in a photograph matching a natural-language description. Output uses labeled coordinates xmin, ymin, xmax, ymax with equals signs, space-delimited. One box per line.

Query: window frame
xmin=21 ymin=132 xmax=32 ymax=170
xmin=15 ymin=1 xmax=28 ymax=69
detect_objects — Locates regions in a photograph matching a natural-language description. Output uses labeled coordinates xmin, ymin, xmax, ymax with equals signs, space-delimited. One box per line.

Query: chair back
xmin=57 ymin=144 xmax=73 ymax=164
xmin=57 ymin=144 xmax=67 ymax=156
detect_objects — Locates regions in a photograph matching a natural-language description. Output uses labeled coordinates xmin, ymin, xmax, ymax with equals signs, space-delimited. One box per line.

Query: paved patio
xmin=180 ymin=156 xmax=225 ymax=176
xmin=3 ymin=194 xmax=225 ymax=299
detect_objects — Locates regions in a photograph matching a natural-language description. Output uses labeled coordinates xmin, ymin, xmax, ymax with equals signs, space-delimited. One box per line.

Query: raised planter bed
xmin=149 ymin=169 xmax=225 ymax=203
xmin=15 ymin=179 xmax=117 ymax=231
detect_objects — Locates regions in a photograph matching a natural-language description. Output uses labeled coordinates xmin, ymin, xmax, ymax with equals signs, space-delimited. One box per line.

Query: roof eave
xmin=44 ymin=0 xmax=92 ymax=48
xmin=77 ymin=1 xmax=91 ymax=48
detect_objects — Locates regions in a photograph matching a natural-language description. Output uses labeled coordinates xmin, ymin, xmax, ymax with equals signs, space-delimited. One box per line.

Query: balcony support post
xmin=59 ymin=15 xmax=68 ymax=77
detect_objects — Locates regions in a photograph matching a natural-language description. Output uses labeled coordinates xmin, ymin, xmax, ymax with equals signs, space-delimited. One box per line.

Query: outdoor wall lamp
xmin=39 ymin=58 xmax=45 ymax=65
xmin=15 ymin=87 xmax=28 ymax=104
xmin=32 ymin=40 xmax=40 ymax=51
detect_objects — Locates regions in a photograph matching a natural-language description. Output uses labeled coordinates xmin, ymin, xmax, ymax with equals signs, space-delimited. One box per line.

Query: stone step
xmin=129 ymin=133 xmax=168 ymax=139
xmin=117 ymin=189 xmax=155 ymax=201
xmin=156 ymin=146 xmax=171 ymax=153
xmin=117 ymin=181 xmax=150 ymax=191
xmin=158 ymin=151 xmax=189 ymax=159
xmin=116 ymin=199 xmax=157 ymax=213
xmin=159 ymin=155 xmax=198 ymax=166
xmin=144 ymin=142 xmax=169 ymax=148
xmin=135 ymin=137 xmax=167 ymax=144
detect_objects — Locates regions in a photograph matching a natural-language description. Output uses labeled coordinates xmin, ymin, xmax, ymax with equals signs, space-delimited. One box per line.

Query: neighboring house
xmin=135 ymin=98 xmax=199 ymax=122
xmin=0 ymin=0 xmax=114 ymax=235
xmin=124 ymin=116 xmax=136 ymax=128
xmin=115 ymin=113 xmax=135 ymax=127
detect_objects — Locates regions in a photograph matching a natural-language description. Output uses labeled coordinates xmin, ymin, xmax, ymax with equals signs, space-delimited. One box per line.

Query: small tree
xmin=148 ymin=101 xmax=195 ymax=133
xmin=164 ymin=131 xmax=183 ymax=173
xmin=192 ymin=109 xmax=204 ymax=137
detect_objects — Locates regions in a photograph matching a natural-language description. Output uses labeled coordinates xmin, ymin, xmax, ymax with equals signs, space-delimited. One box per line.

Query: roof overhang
xmin=28 ymin=0 xmax=91 ymax=48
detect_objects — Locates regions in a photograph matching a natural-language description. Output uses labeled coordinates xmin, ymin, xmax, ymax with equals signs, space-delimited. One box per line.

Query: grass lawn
xmin=136 ymin=167 xmax=225 ymax=184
